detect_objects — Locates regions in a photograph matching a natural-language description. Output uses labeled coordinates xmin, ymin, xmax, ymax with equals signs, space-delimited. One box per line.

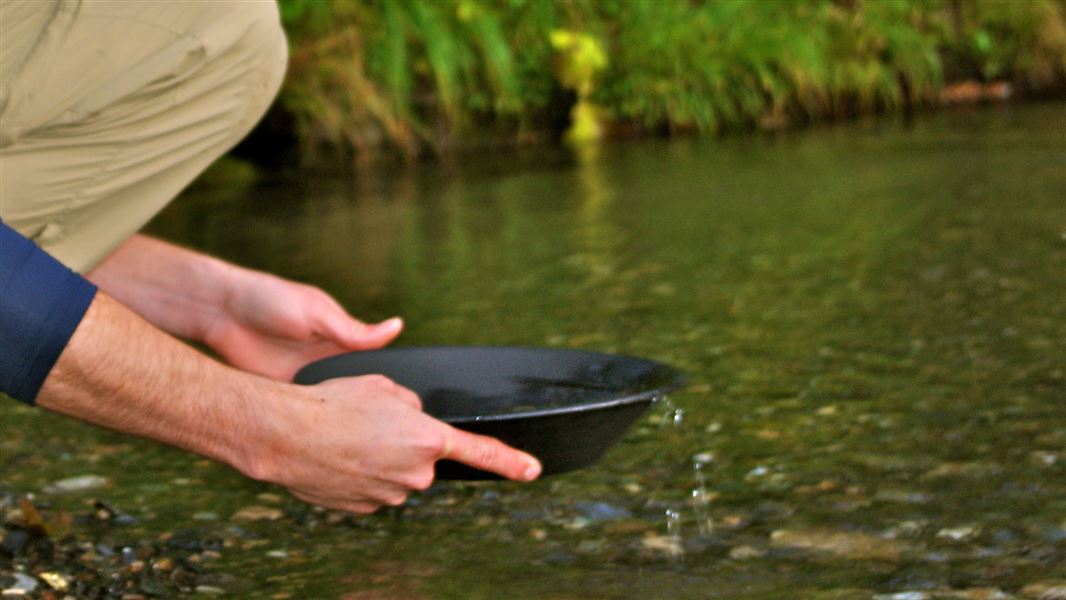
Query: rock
xmin=195 ymin=585 xmax=226 ymax=595
xmin=874 ymin=593 xmax=929 ymax=600
xmin=1 ymin=573 xmax=38 ymax=595
xmin=939 ymin=80 xmax=1012 ymax=105
xmin=44 ymin=475 xmax=109 ymax=494
xmin=573 ymin=502 xmax=631 ymax=522
xmin=139 ymin=577 xmax=169 ymax=596
xmin=562 ymin=517 xmax=590 ymax=530
xmin=936 ymin=526 xmax=979 ymax=542
xmin=729 ymin=545 xmax=766 ymax=560
xmin=693 ymin=452 xmax=715 ymax=465
xmin=745 ymin=465 xmax=770 ymax=479
xmin=266 ymin=549 xmax=288 ymax=558
xmin=256 ymin=493 xmax=283 ymax=504
xmin=921 ymin=462 xmax=1002 ymax=480
xmin=934 ymin=588 xmax=1013 ymax=599
xmin=642 ymin=534 xmax=683 ymax=557
xmin=875 ymin=489 xmax=932 ymax=504
xmin=231 ymin=505 xmax=283 ymax=522
xmin=770 ymin=529 xmax=907 ymax=561
xmin=1030 ymin=451 xmax=1058 ymax=466
xmin=1 ymin=529 xmax=31 ymax=554
xmin=192 ymin=511 xmax=218 ymax=521
xmin=1021 ymin=581 xmax=1066 ymax=600
xmin=38 ymin=572 xmax=69 ymax=592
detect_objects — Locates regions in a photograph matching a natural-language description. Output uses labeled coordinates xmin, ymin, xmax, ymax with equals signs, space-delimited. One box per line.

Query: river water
xmin=2 ymin=103 xmax=1064 ymax=598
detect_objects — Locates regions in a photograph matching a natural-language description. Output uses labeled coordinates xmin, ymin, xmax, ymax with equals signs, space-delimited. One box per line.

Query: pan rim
xmin=293 ymin=345 xmax=687 ymax=423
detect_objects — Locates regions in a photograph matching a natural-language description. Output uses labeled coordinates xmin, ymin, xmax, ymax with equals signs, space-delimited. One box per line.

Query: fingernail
xmin=523 ymin=461 xmax=541 ymax=481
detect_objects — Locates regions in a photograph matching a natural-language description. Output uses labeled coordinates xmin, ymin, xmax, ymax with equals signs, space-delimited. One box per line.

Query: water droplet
xmin=664 ymin=508 xmax=684 ymax=559
xmin=691 ymin=460 xmax=715 ymax=535
xmin=654 ymin=397 xmax=685 ymax=428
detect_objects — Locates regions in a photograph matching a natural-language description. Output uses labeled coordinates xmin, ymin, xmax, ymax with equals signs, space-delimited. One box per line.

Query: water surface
xmin=3 ymin=103 xmax=1065 ymax=598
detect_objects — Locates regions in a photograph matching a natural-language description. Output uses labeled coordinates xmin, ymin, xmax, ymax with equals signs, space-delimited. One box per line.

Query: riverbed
xmin=2 ymin=103 xmax=1064 ymax=599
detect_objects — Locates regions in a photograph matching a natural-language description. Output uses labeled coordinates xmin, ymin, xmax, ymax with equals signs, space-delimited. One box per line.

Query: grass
xmin=276 ymin=0 xmax=1066 ymax=160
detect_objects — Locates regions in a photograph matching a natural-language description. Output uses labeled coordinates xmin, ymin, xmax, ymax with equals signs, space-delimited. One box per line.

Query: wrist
xmin=217 ymin=374 xmax=313 ymax=484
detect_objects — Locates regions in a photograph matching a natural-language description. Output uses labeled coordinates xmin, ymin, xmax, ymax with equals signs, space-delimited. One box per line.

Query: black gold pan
xmin=293 ymin=346 xmax=686 ymax=480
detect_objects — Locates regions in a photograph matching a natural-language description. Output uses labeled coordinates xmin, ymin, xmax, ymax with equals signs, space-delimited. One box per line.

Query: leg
xmin=0 ymin=0 xmax=287 ymax=272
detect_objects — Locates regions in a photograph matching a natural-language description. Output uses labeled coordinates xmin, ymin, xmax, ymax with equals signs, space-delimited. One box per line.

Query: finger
xmin=440 ymin=427 xmax=542 ymax=482
xmin=316 ymin=314 xmax=403 ymax=350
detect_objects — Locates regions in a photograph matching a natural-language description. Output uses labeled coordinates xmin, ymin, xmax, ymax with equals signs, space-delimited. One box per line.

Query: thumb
xmin=317 ymin=316 xmax=403 ymax=350
xmin=441 ymin=427 xmax=542 ymax=481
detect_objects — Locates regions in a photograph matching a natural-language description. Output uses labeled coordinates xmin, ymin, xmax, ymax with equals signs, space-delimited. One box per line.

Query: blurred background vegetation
xmin=270 ymin=0 xmax=1066 ymax=161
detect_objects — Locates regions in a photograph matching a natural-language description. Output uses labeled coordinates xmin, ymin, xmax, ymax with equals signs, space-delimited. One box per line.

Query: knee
xmin=231 ymin=1 xmax=289 ymax=94
xmin=210 ymin=1 xmax=289 ymax=141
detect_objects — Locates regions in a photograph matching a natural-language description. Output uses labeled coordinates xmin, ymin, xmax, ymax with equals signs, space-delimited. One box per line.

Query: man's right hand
xmin=242 ymin=375 xmax=542 ymax=513
xmin=39 ymin=293 xmax=540 ymax=515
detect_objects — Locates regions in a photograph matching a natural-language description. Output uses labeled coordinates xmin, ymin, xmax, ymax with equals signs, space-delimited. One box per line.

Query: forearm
xmin=37 ymin=291 xmax=274 ymax=471
xmin=86 ymin=235 xmax=239 ymax=341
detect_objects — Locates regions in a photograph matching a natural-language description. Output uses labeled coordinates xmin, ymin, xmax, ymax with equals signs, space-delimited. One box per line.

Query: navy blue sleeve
xmin=1 ymin=221 xmax=97 ymax=405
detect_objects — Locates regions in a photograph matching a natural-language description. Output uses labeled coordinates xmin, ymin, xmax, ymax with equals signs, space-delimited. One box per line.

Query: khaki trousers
xmin=0 ymin=0 xmax=287 ymax=272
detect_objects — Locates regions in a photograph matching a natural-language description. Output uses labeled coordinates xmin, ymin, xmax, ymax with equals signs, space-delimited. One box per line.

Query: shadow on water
xmin=3 ymin=104 xmax=1065 ymax=598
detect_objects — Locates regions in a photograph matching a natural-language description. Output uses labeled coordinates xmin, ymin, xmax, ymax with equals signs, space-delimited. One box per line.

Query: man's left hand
xmin=203 ymin=270 xmax=401 ymax=380
xmin=89 ymin=235 xmax=400 ymax=381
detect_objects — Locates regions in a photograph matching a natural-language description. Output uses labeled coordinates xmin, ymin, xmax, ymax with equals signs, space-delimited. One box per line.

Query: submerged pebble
xmin=1020 ymin=581 xmax=1066 ymax=599
xmin=573 ymin=501 xmax=631 ymax=522
xmin=44 ymin=475 xmax=109 ymax=494
xmin=37 ymin=572 xmax=68 ymax=592
xmin=936 ymin=526 xmax=979 ymax=543
xmin=641 ymin=534 xmax=683 ymax=557
xmin=231 ymin=506 xmax=284 ymax=522
xmin=1 ymin=573 xmax=38 ymax=595
xmin=770 ymin=529 xmax=907 ymax=561
xmin=728 ymin=545 xmax=766 ymax=560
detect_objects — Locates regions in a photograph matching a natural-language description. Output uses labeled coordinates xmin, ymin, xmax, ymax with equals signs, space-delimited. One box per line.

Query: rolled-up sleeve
xmin=1 ymin=221 xmax=97 ymax=404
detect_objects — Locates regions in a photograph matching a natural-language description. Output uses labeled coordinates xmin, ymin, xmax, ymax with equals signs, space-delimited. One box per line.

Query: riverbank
xmin=265 ymin=0 xmax=1066 ymax=163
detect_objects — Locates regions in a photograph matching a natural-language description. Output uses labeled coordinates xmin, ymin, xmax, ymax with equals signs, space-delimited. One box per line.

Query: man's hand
xmin=39 ymin=294 xmax=542 ymax=515
xmin=89 ymin=235 xmax=398 ymax=380
xmin=244 ymin=375 xmax=541 ymax=513
xmin=202 ymin=270 xmax=401 ymax=380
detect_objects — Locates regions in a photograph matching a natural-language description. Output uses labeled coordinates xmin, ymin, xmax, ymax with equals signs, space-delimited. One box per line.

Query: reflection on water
xmin=3 ymin=104 xmax=1065 ymax=598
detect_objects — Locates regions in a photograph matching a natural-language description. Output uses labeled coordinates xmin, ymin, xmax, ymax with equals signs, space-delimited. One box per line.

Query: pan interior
xmin=293 ymin=346 xmax=683 ymax=421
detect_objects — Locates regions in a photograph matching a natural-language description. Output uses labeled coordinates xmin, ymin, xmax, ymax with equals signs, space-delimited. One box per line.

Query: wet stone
xmin=728 ymin=545 xmax=766 ymax=560
xmin=38 ymin=572 xmax=68 ymax=592
xmin=1 ymin=573 xmax=39 ymax=595
xmin=44 ymin=475 xmax=109 ymax=494
xmin=921 ymin=462 xmax=1003 ymax=480
xmin=1 ymin=529 xmax=31 ymax=554
xmin=1020 ymin=581 xmax=1066 ymax=600
xmin=770 ymin=529 xmax=908 ymax=561
xmin=641 ymin=534 xmax=683 ymax=557
xmin=573 ymin=501 xmax=632 ymax=522
xmin=875 ymin=489 xmax=933 ymax=505
xmin=120 ymin=546 xmax=137 ymax=565
xmin=231 ymin=506 xmax=284 ymax=522
xmin=936 ymin=526 xmax=979 ymax=543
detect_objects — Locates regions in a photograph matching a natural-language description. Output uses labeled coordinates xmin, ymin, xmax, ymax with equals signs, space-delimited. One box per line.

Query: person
xmin=0 ymin=1 xmax=541 ymax=514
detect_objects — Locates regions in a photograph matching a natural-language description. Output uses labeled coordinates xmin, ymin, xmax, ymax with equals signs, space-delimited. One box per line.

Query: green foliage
xmin=277 ymin=0 xmax=1066 ymax=159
